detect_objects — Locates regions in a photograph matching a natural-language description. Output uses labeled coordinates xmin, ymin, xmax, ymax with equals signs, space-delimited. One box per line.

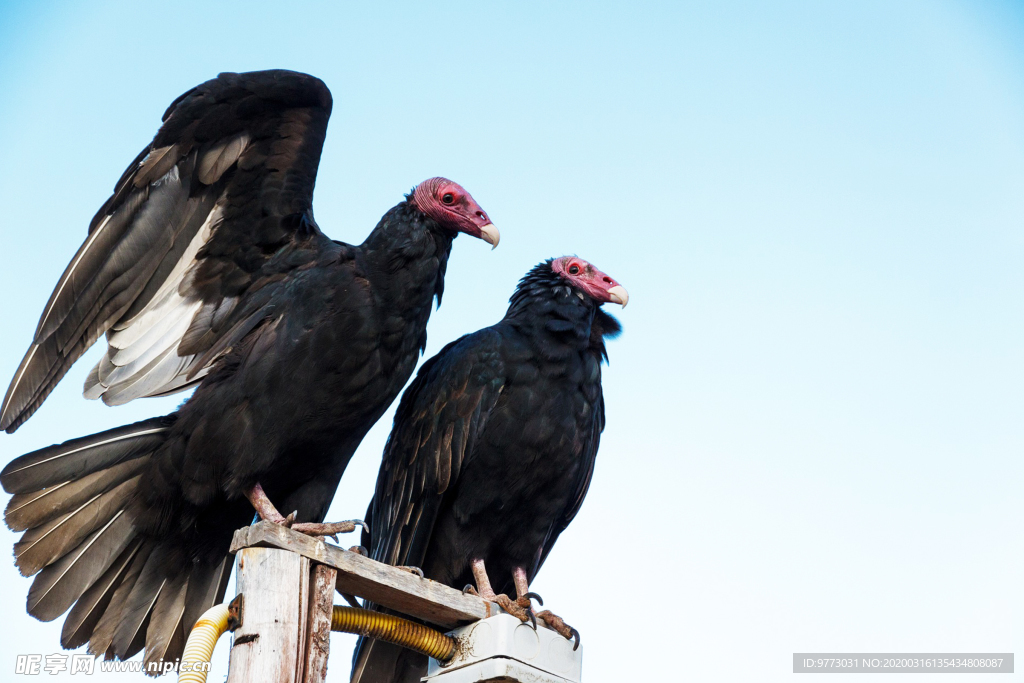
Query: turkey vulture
xmin=351 ymin=256 xmax=626 ymax=683
xmin=0 ymin=70 xmax=498 ymax=667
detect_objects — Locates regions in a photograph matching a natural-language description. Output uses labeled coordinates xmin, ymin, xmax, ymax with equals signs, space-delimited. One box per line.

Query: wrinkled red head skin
xmin=551 ymin=256 xmax=628 ymax=306
xmin=409 ymin=177 xmax=497 ymax=244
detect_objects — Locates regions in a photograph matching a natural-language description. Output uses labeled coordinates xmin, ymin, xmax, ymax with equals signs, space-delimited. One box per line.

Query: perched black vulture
xmin=352 ymin=256 xmax=626 ymax=683
xmin=0 ymin=70 xmax=498 ymax=667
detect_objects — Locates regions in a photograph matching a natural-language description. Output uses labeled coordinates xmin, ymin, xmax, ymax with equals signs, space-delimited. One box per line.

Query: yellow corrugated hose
xmin=178 ymin=603 xmax=231 ymax=683
xmin=331 ymin=605 xmax=457 ymax=662
xmin=176 ymin=600 xmax=455 ymax=681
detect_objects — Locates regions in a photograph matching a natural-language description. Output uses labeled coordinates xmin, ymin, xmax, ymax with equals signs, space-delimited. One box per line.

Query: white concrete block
xmin=424 ymin=614 xmax=582 ymax=683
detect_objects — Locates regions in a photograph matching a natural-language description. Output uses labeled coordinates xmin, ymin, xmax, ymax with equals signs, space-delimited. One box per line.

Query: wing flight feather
xmin=367 ymin=331 xmax=506 ymax=570
xmin=1 ymin=70 xmax=334 ymax=432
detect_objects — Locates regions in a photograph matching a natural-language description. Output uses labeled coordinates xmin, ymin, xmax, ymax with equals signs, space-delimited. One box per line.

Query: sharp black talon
xmin=526 ymin=607 xmax=537 ymax=631
xmin=523 ymin=591 xmax=544 ymax=606
xmin=359 ymin=520 xmax=369 ymax=534
xmin=570 ymin=628 xmax=581 ymax=651
xmin=463 ymin=584 xmax=476 ymax=595
xmin=347 ymin=545 xmax=368 ymax=556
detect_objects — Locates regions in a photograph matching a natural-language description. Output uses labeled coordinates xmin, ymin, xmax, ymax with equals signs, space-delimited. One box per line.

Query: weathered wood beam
xmin=226 ymin=548 xmax=311 ymax=683
xmin=230 ymin=521 xmax=497 ymax=628
xmin=303 ymin=564 xmax=337 ymax=683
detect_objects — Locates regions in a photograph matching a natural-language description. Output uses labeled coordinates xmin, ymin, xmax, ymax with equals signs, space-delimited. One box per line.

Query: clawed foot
xmin=289 ymin=519 xmax=368 ymax=541
xmin=245 ymin=482 xmax=367 ymax=541
xmin=397 ymin=565 xmax=424 ymax=578
xmin=536 ymin=609 xmax=580 ymax=650
xmin=463 ymin=567 xmax=533 ymax=625
xmin=494 ymin=592 xmax=543 ymax=630
xmin=466 ymin=560 xmax=580 ymax=648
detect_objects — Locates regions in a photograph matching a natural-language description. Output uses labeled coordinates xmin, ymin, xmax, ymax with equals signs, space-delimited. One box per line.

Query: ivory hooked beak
xmin=607 ymin=285 xmax=629 ymax=308
xmin=478 ymin=223 xmax=500 ymax=249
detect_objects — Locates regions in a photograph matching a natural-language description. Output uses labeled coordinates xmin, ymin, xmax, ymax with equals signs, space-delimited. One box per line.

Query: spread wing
xmin=1 ymin=70 xmax=334 ymax=432
xmin=366 ymin=330 xmax=507 ymax=570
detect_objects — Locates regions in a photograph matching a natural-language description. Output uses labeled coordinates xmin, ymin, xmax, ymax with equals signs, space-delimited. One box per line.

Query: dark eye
xmin=442 ymin=193 xmax=454 ymax=205
xmin=568 ymin=264 xmax=580 ymax=275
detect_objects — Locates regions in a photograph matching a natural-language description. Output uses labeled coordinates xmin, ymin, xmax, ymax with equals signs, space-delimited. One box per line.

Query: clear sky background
xmin=0 ymin=1 xmax=1021 ymax=681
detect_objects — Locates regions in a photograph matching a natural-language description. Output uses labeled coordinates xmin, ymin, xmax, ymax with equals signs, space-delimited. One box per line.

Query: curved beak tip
xmin=479 ymin=223 xmax=500 ymax=250
xmin=607 ymin=285 xmax=629 ymax=308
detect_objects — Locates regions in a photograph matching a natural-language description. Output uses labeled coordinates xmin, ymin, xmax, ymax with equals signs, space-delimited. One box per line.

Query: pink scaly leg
xmin=244 ymin=482 xmax=366 ymax=541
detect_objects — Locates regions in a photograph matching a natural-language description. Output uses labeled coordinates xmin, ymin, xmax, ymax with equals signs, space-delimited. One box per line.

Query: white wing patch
xmin=84 ymin=204 xmax=224 ymax=405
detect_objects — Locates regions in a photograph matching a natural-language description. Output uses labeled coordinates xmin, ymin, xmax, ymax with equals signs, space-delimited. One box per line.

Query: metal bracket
xmin=227 ymin=593 xmax=244 ymax=632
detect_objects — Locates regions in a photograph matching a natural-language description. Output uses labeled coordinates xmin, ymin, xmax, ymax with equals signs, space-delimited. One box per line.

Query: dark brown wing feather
xmin=366 ymin=330 xmax=506 ymax=570
xmin=1 ymin=69 xmax=333 ymax=432
xmin=352 ymin=332 xmax=505 ymax=683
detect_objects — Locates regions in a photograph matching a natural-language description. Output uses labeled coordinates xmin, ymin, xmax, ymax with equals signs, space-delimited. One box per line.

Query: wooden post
xmin=225 ymin=523 xmax=504 ymax=682
xmin=303 ymin=564 xmax=337 ymax=683
xmin=231 ymin=521 xmax=496 ymax=628
xmin=223 ymin=522 xmax=582 ymax=683
xmin=226 ymin=547 xmax=337 ymax=683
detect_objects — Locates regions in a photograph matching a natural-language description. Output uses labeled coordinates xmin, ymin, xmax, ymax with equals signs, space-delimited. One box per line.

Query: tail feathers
xmin=89 ymin=542 xmax=155 ymax=657
xmin=178 ymin=554 xmax=232 ymax=649
xmin=112 ymin=545 xmax=172 ymax=659
xmin=16 ymin=476 xmax=139 ymax=577
xmin=6 ymin=456 xmax=148 ymax=531
xmin=101 ymin=537 xmax=231 ymax=666
xmin=144 ymin=571 xmax=188 ymax=669
xmin=62 ymin=541 xmax=142 ymax=649
xmin=350 ymin=635 xmax=379 ymax=683
xmin=27 ymin=509 xmax=137 ymax=621
xmin=1 ymin=415 xmax=174 ymax=493
xmin=6 ymin=416 xmax=231 ymax=672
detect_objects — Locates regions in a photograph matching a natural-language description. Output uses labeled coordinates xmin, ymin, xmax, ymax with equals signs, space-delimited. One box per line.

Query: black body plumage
xmin=352 ymin=260 xmax=621 ymax=683
xmin=0 ymin=70 xmax=471 ymax=667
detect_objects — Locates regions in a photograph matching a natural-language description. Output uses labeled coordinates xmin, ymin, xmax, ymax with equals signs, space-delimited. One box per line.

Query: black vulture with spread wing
xmin=0 ymin=69 xmax=498 ymax=667
xmin=352 ymin=257 xmax=626 ymax=683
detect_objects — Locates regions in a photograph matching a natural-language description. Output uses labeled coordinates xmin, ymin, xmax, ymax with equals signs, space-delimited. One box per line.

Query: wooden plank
xmin=231 ymin=522 xmax=496 ymax=628
xmin=294 ymin=556 xmax=312 ymax=682
xmin=302 ymin=564 xmax=336 ymax=683
xmin=226 ymin=548 xmax=310 ymax=683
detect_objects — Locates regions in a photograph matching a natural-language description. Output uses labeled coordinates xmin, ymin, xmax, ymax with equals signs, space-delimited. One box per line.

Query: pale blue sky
xmin=0 ymin=1 xmax=1021 ymax=681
